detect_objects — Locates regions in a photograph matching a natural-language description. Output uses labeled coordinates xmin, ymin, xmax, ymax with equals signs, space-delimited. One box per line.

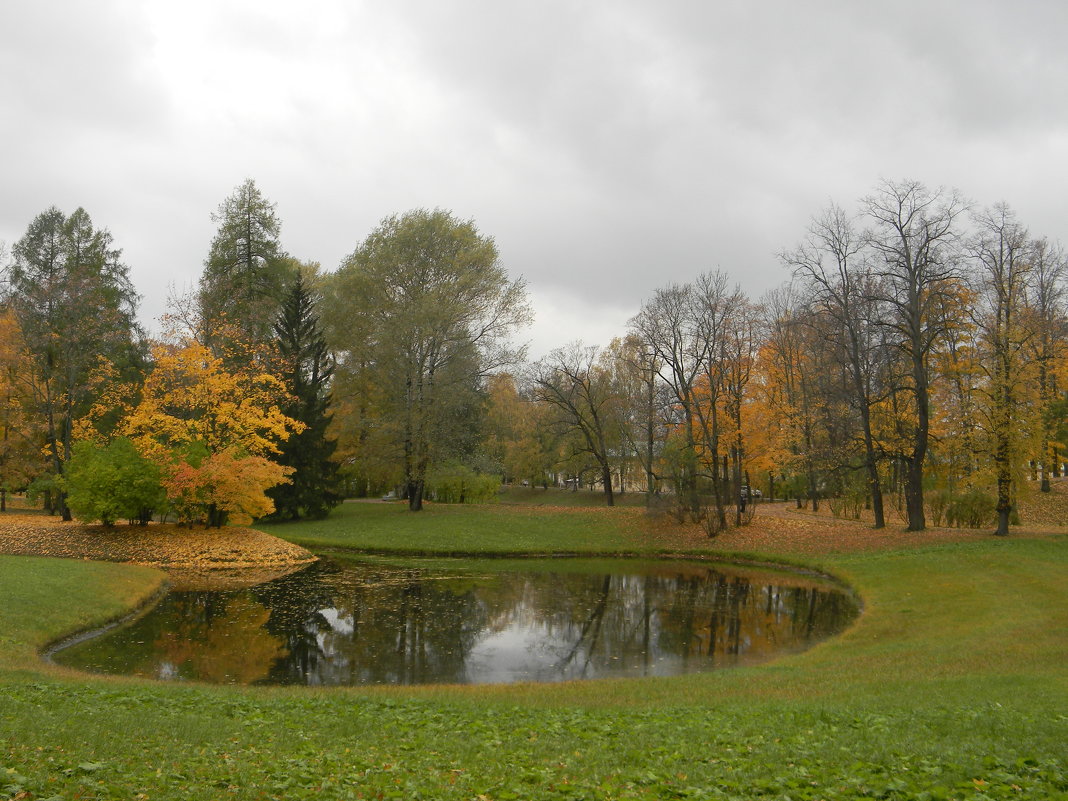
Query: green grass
xmin=0 ymin=557 xmax=165 ymax=672
xmin=259 ymin=500 xmax=651 ymax=554
xmin=1 ymin=512 xmax=1066 ymax=799
xmin=496 ymin=485 xmax=649 ymax=507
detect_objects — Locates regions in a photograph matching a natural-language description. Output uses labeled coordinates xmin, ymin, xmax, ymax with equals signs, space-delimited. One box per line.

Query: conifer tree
xmin=200 ymin=179 xmax=294 ymax=351
xmin=4 ymin=206 xmax=144 ymax=518
xmin=267 ymin=273 xmax=342 ymax=519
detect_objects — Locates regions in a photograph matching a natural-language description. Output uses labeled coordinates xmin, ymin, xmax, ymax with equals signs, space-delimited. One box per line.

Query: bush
xmin=927 ymin=486 xmax=997 ymax=529
xmin=426 ymin=464 xmax=500 ymax=504
xmin=64 ymin=438 xmax=166 ymax=526
xmin=829 ymin=476 xmax=869 ymax=521
xmin=926 ymin=488 xmax=952 ymax=527
xmin=944 ymin=487 xmax=997 ymax=528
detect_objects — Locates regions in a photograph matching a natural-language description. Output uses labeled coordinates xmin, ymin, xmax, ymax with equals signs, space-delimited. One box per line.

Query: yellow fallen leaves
xmin=0 ymin=514 xmax=315 ymax=569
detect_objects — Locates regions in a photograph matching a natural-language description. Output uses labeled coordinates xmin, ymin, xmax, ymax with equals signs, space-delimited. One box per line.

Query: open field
xmin=0 ymin=503 xmax=1066 ymax=800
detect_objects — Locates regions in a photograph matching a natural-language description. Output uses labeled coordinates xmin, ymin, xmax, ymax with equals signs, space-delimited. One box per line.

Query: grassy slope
xmin=0 ymin=556 xmax=165 ymax=672
xmin=1 ymin=508 xmax=1066 ymax=800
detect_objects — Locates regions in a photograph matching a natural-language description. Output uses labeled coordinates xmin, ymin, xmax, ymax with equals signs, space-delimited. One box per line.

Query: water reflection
xmin=55 ymin=558 xmax=858 ymax=686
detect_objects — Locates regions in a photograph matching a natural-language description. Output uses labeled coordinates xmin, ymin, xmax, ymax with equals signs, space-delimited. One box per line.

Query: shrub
xmin=926 ymin=488 xmax=952 ymax=527
xmin=945 ymin=487 xmax=997 ymax=528
xmin=64 ymin=438 xmax=166 ymax=526
xmin=426 ymin=464 xmax=500 ymax=504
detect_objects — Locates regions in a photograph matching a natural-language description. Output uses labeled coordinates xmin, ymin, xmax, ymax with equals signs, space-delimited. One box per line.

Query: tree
xmin=0 ymin=308 xmax=46 ymax=510
xmin=604 ymin=335 xmax=668 ymax=503
xmin=630 ymin=282 xmax=708 ymax=522
xmin=864 ymin=180 xmax=968 ymax=531
xmin=969 ymin=204 xmax=1034 ymax=535
xmin=630 ymin=272 xmax=742 ymax=533
xmin=760 ymin=284 xmax=829 ymax=511
xmin=1024 ymin=239 xmax=1068 ymax=492
xmin=531 ymin=342 xmax=621 ymax=506
xmin=4 ymin=206 xmax=144 ymax=519
xmin=327 ymin=209 xmax=530 ymax=511
xmin=266 ymin=274 xmax=343 ymax=519
xmin=721 ymin=293 xmax=761 ymax=527
xmin=784 ymin=204 xmax=890 ymax=527
xmin=121 ymin=340 xmax=301 ymax=526
xmin=200 ymin=179 xmax=295 ymax=350
xmin=64 ymin=438 xmax=165 ymax=526
xmin=688 ymin=273 xmax=737 ymax=532
xmin=482 ymin=372 xmax=557 ymax=487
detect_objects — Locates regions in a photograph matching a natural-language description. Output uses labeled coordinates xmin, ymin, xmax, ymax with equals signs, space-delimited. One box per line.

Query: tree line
xmin=520 ymin=180 xmax=1068 ymax=536
xmin=1 ymin=178 xmax=1065 ymax=534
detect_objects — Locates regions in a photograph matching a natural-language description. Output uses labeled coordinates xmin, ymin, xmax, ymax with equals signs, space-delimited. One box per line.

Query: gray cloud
xmin=2 ymin=0 xmax=1067 ymax=356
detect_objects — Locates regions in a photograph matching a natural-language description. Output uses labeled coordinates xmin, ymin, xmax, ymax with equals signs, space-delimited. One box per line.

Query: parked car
xmin=740 ymin=486 xmax=763 ymax=499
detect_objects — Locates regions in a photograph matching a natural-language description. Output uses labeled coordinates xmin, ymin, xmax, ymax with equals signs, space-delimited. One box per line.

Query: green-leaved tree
xmin=327 ymin=209 xmax=530 ymax=510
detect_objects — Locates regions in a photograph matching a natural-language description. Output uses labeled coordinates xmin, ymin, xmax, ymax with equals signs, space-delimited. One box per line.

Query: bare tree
xmin=631 ymin=282 xmax=709 ymax=521
xmin=689 ymin=272 xmax=737 ymax=532
xmin=784 ymin=203 xmax=890 ymax=528
xmin=531 ymin=342 xmax=620 ymax=506
xmin=863 ymin=180 xmax=968 ymax=531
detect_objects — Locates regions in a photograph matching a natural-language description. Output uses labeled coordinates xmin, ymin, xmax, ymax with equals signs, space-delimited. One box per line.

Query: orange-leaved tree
xmin=0 ymin=308 xmax=47 ymax=510
xmin=122 ymin=340 xmax=303 ymax=526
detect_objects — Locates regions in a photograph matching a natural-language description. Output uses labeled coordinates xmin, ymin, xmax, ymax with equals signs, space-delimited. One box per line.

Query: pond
xmin=52 ymin=556 xmax=858 ymax=686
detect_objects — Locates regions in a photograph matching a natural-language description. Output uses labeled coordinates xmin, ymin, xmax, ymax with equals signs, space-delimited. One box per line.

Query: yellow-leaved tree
xmin=122 ymin=340 xmax=303 ymax=526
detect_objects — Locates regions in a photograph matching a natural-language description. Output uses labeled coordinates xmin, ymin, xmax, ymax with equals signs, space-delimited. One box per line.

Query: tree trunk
xmin=865 ymin=452 xmax=885 ymax=528
xmin=407 ymin=479 xmax=424 ymax=511
xmin=904 ymin=351 xmax=930 ymax=531
xmin=994 ymin=470 xmax=1011 ymax=537
xmin=903 ymin=455 xmax=926 ymax=532
xmin=855 ymin=380 xmax=885 ymax=527
xmin=600 ymin=461 xmax=615 ymax=507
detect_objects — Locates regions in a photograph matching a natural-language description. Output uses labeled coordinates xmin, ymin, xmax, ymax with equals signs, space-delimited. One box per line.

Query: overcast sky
xmin=2 ymin=1 xmax=1066 ymax=358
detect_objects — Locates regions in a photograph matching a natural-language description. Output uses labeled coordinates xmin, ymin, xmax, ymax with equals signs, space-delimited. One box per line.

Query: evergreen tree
xmin=200 ymin=178 xmax=295 ymax=350
xmin=267 ymin=274 xmax=342 ymax=519
xmin=4 ymin=206 xmax=144 ymax=518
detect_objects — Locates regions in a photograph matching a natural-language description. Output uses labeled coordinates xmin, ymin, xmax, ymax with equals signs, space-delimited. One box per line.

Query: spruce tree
xmin=267 ymin=274 xmax=342 ymax=519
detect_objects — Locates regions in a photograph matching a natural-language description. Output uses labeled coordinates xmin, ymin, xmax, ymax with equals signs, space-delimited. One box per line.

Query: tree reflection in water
xmin=55 ymin=559 xmax=857 ymax=686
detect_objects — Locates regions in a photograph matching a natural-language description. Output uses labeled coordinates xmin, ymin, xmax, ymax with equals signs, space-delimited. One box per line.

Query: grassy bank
xmin=1 ymin=509 xmax=1066 ymax=799
xmin=259 ymin=500 xmax=655 ymax=554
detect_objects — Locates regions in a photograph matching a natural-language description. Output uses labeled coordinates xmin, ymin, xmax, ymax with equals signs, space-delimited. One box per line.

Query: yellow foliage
xmin=122 ymin=340 xmax=303 ymax=460
xmin=118 ymin=339 xmax=303 ymax=526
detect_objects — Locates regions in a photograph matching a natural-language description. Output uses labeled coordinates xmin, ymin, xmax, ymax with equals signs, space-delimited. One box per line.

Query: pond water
xmin=53 ymin=557 xmax=858 ymax=686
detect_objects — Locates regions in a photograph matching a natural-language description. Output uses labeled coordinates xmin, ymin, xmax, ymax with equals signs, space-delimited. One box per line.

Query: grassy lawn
xmin=258 ymin=500 xmax=653 ymax=554
xmin=0 ymin=507 xmax=1066 ymax=800
xmin=496 ymin=486 xmax=649 ymax=507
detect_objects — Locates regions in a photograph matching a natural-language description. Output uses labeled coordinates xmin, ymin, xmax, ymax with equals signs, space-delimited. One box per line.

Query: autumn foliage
xmin=112 ymin=341 xmax=302 ymax=526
